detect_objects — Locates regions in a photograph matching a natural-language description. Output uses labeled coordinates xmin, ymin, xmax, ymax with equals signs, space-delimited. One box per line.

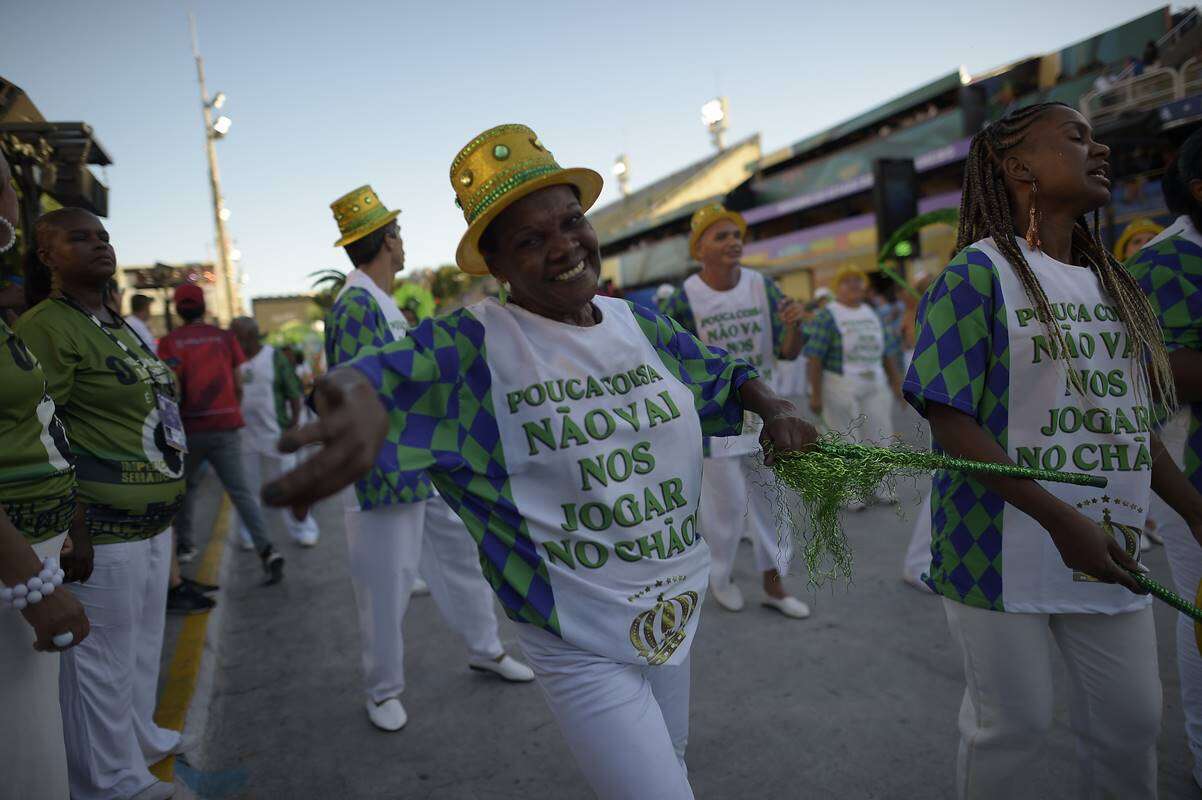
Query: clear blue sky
xmin=2 ymin=0 xmax=1170 ymax=299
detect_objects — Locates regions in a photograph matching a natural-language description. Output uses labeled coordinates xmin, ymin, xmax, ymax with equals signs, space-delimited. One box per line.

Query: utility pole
xmin=189 ymin=12 xmax=237 ymax=323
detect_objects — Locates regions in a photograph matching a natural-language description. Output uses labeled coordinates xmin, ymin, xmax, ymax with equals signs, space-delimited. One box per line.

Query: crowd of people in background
xmin=4 ymin=106 xmax=1202 ymax=800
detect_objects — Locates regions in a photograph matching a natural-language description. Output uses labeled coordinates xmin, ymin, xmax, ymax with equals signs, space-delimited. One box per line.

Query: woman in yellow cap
xmin=263 ymin=124 xmax=818 ymax=800
xmin=1113 ymin=217 xmax=1163 ymax=262
xmin=803 ymin=265 xmax=902 ymax=504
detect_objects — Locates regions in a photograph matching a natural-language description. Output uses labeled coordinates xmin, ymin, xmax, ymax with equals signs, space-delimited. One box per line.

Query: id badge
xmin=156 ymin=394 xmax=189 ymax=453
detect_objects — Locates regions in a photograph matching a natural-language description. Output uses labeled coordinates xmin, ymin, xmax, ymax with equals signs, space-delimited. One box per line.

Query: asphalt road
xmin=170 ymin=459 xmax=1199 ymax=799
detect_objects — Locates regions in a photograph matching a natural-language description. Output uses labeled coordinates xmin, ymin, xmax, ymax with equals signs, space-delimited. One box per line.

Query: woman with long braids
xmin=1127 ymin=127 xmax=1202 ymax=789
xmin=17 ymin=208 xmax=185 ymax=800
xmin=905 ymin=102 xmax=1202 ymax=798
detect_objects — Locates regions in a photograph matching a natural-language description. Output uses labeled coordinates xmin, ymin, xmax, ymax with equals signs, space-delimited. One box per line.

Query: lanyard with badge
xmin=56 ymin=295 xmax=189 ymax=453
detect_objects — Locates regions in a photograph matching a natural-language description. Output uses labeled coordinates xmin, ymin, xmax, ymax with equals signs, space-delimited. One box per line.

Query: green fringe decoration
xmin=768 ymin=434 xmax=1107 ymax=585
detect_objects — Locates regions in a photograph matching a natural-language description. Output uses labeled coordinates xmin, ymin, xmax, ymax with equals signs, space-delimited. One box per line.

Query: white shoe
xmin=709 ymin=579 xmax=745 ymax=611
xmin=411 ymin=577 xmax=430 ymax=596
xmin=130 ymin=780 xmax=175 ymax=800
xmin=238 ymin=537 xmax=255 ymax=552
xmin=762 ymin=595 xmax=811 ymax=619
xmin=469 ymin=653 xmax=535 ymax=682
xmin=366 ymin=697 xmax=407 ymax=732
xmin=294 ymin=531 xmax=319 ymax=548
xmin=1140 ymin=533 xmax=1153 ymax=553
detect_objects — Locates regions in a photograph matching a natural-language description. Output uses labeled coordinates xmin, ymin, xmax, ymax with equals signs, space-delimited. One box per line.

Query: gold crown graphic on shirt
xmin=630 ymin=590 xmax=698 ymax=666
xmin=1072 ymin=499 xmax=1143 ymax=583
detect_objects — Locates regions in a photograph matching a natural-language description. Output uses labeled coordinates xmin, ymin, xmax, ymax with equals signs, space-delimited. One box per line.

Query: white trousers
xmin=1147 ymin=413 xmax=1202 ymax=782
xmin=0 ymin=532 xmax=69 ymax=800
xmin=820 ymin=369 xmax=894 ymax=443
xmin=902 ymin=490 xmax=933 ymax=585
xmin=132 ymin=530 xmax=180 ymax=764
xmin=239 ymin=449 xmax=320 ymax=546
xmin=943 ymin=599 xmax=1161 ymax=800
xmin=61 ymin=537 xmax=168 ymax=800
xmin=343 ymin=495 xmax=504 ymax=703
xmin=699 ymin=455 xmax=793 ymax=588
xmin=517 ymin=625 xmax=694 ymax=800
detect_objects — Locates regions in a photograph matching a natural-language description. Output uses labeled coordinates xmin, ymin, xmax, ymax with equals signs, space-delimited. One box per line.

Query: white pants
xmin=517 ymin=625 xmax=694 ymax=800
xmin=943 ymin=599 xmax=1161 ymax=800
xmin=902 ymin=491 xmax=933 ymax=585
xmin=0 ymin=532 xmax=69 ymax=800
xmin=820 ymin=369 xmax=894 ymax=443
xmin=239 ymin=449 xmax=320 ymax=546
xmin=699 ymin=455 xmax=793 ymax=588
xmin=61 ymin=537 xmax=166 ymax=800
xmin=1148 ymin=412 xmax=1202 ymax=782
xmin=344 ymin=495 xmax=504 ymax=703
xmin=133 ymin=530 xmax=180 ymax=764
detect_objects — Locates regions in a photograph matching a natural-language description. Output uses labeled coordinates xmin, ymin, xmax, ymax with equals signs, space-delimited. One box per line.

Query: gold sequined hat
xmin=330 ymin=185 xmax=401 ymax=248
xmin=688 ymin=203 xmax=747 ymax=259
xmin=450 ymin=124 xmax=604 ymax=276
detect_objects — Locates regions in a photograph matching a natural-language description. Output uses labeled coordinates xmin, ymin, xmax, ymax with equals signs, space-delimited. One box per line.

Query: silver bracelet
xmin=0 ymin=216 xmax=14 ymax=255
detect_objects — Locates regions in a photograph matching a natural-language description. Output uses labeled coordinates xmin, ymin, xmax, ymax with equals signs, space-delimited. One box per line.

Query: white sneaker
xmin=469 ymin=653 xmax=535 ymax=682
xmin=411 ymin=577 xmax=430 ymax=597
xmin=294 ymin=531 xmax=319 ymax=548
xmin=366 ymin=697 xmax=407 ymax=732
xmin=238 ymin=536 xmax=255 ymax=552
xmin=762 ymin=595 xmax=811 ymax=619
xmin=709 ymin=579 xmax=745 ymax=611
xmin=130 ymin=780 xmax=175 ymax=800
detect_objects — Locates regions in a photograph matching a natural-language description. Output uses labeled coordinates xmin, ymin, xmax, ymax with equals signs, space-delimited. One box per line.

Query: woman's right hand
xmin=262 ymin=367 xmax=387 ymax=519
xmin=1046 ymin=507 xmax=1145 ymax=594
xmin=808 ymin=394 xmax=822 ymax=417
xmin=21 ymin=587 xmax=89 ymax=652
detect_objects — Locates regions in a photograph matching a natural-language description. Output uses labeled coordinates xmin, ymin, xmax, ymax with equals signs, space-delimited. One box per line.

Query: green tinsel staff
xmin=767 ymin=436 xmax=1106 ymax=585
xmin=768 ymin=435 xmax=1202 ymax=629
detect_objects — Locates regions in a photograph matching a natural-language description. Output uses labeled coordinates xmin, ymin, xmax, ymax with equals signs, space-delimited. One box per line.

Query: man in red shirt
xmin=158 ymin=284 xmax=284 ymax=583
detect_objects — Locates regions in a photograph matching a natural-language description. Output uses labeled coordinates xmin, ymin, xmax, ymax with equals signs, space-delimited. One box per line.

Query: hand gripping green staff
xmin=768 ymin=436 xmax=1202 ymax=629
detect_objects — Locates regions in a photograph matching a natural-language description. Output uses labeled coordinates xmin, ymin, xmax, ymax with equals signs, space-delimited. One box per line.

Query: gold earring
xmin=1026 ymin=180 xmax=1041 ymax=251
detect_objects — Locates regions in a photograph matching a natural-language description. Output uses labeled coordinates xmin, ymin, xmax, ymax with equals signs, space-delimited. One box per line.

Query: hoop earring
xmin=1026 ymin=180 xmax=1041 ymax=251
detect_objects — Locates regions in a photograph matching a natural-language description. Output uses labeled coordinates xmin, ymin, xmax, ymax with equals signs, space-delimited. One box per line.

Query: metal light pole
xmin=189 ymin=12 xmax=237 ymax=323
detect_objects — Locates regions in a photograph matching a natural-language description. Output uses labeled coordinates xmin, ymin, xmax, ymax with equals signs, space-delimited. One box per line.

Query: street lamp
xmin=701 ymin=96 xmax=728 ymax=152
xmin=189 ymin=12 xmax=239 ymax=324
xmin=612 ymin=154 xmax=630 ymax=197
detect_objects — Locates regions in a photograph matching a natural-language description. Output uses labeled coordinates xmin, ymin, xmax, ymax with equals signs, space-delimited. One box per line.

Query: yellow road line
xmin=150 ymin=499 xmax=230 ymax=783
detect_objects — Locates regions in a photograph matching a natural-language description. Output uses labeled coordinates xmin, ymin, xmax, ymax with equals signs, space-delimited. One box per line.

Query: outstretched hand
xmin=261 ymin=368 xmax=387 ymax=520
xmin=1049 ymin=508 xmax=1146 ymax=594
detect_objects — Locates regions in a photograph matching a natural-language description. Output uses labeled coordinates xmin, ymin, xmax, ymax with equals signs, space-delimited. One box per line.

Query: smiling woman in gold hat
xmin=264 ymin=124 xmax=818 ymax=799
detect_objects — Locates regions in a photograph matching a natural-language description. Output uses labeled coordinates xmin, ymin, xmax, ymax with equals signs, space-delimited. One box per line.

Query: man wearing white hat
xmin=325 ymin=186 xmax=533 ymax=733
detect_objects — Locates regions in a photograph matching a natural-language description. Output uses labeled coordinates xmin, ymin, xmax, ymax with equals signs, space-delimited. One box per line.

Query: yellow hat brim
xmin=333 ymin=209 xmax=400 ymax=249
xmin=688 ymin=211 xmax=747 ymax=259
xmin=455 ymin=167 xmax=604 ymax=276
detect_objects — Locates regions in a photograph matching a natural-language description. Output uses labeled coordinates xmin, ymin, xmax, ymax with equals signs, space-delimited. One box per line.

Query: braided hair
xmin=956 ymin=102 xmax=1176 ymax=410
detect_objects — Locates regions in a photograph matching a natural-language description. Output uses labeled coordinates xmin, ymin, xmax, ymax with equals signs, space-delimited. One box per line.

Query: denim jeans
xmin=174 ymin=429 xmax=272 ymax=554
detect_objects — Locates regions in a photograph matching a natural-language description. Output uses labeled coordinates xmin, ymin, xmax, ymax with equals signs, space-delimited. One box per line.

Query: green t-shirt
xmin=16 ymin=299 xmax=185 ymax=544
xmin=0 ymin=319 xmax=76 ymax=543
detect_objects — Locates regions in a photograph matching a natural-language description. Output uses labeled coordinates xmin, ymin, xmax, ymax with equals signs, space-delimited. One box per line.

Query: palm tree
xmin=309 ymin=268 xmax=346 ymax=312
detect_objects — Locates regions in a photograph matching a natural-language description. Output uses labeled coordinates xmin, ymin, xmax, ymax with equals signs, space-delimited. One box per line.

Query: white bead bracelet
xmin=1 ymin=557 xmax=65 ymax=610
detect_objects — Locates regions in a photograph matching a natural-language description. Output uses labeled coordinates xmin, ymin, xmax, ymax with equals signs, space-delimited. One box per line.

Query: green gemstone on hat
xmin=493 ymin=144 xmax=510 ymax=160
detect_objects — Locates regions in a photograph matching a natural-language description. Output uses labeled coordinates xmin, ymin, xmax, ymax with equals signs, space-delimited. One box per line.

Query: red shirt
xmin=158 ymin=323 xmax=246 ymax=433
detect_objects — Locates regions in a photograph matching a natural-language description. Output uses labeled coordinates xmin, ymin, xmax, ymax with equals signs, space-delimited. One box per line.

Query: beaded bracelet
xmin=0 ymin=558 xmax=66 ymax=610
